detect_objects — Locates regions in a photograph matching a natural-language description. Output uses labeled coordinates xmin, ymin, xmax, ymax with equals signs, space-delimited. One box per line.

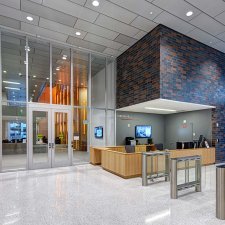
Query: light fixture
xmin=59 ymin=79 xmax=61 ymax=82
xmin=33 ymin=90 xmax=35 ymax=92
xmin=5 ymin=87 xmax=20 ymax=90
xmin=186 ymin=11 xmax=193 ymax=16
xmin=56 ymin=67 xmax=60 ymax=71
xmin=92 ymin=0 xmax=99 ymax=7
xmin=26 ymin=16 xmax=33 ymax=21
xmin=3 ymin=70 xmax=7 ymax=74
xmin=76 ymin=31 xmax=81 ymax=36
xmin=33 ymin=75 xmax=36 ymax=78
xmin=81 ymin=83 xmax=83 ymax=85
xmin=62 ymin=55 xmax=67 ymax=60
xmin=149 ymin=11 xmax=153 ymax=15
xmin=35 ymin=84 xmax=37 ymax=87
xmin=18 ymin=72 xmax=22 ymax=76
xmin=46 ymin=77 xmax=49 ymax=80
xmin=144 ymin=107 xmax=177 ymax=112
xmin=3 ymin=81 xmax=21 ymax=85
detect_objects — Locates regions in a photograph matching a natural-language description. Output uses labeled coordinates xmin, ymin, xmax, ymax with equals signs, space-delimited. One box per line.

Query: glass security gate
xmin=28 ymin=106 xmax=72 ymax=169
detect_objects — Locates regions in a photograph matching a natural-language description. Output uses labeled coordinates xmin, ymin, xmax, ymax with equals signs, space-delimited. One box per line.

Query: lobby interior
xmin=0 ymin=0 xmax=225 ymax=225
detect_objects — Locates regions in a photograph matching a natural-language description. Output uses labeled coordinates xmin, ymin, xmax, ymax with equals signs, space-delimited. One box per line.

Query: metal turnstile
xmin=170 ymin=155 xmax=201 ymax=199
xmin=216 ymin=163 xmax=225 ymax=220
xmin=142 ymin=151 xmax=170 ymax=186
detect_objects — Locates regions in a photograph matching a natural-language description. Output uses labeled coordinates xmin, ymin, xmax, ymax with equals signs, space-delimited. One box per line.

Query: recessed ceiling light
xmin=5 ymin=87 xmax=20 ymax=90
xmin=33 ymin=75 xmax=36 ymax=78
xmin=3 ymin=70 xmax=7 ymax=74
xmin=149 ymin=11 xmax=153 ymax=15
xmin=56 ymin=67 xmax=60 ymax=71
xmin=144 ymin=107 xmax=177 ymax=112
xmin=186 ymin=11 xmax=193 ymax=17
xmin=92 ymin=0 xmax=99 ymax=7
xmin=26 ymin=16 xmax=33 ymax=21
xmin=62 ymin=55 xmax=67 ymax=60
xmin=35 ymin=84 xmax=37 ymax=87
xmin=59 ymin=79 xmax=61 ymax=82
xmin=18 ymin=72 xmax=22 ymax=76
xmin=46 ymin=77 xmax=49 ymax=80
xmin=3 ymin=81 xmax=21 ymax=85
xmin=76 ymin=31 xmax=81 ymax=36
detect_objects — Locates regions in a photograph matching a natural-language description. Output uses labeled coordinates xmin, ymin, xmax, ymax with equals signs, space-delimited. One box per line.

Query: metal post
xmin=170 ymin=159 xmax=178 ymax=199
xmin=216 ymin=164 xmax=225 ymax=220
xmin=195 ymin=158 xmax=201 ymax=192
xmin=142 ymin=154 xmax=147 ymax=186
xmin=165 ymin=154 xmax=170 ymax=181
xmin=185 ymin=160 xmax=189 ymax=184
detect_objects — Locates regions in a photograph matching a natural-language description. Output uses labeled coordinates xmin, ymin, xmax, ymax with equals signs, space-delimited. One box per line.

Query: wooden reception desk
xmin=90 ymin=146 xmax=215 ymax=179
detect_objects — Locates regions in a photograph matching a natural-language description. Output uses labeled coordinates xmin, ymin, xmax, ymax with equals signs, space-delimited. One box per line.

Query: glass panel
xmin=28 ymin=39 xmax=50 ymax=103
xmin=52 ymin=46 xmax=71 ymax=105
xmin=73 ymin=107 xmax=89 ymax=164
xmin=32 ymin=111 xmax=48 ymax=163
xmin=2 ymin=102 xmax=27 ymax=170
xmin=106 ymin=110 xmax=115 ymax=146
xmin=54 ymin=112 xmax=69 ymax=162
xmin=91 ymin=109 xmax=105 ymax=147
xmin=107 ymin=59 xmax=115 ymax=109
xmin=73 ymin=51 xmax=88 ymax=107
xmin=91 ymin=55 xmax=106 ymax=108
xmin=1 ymin=32 xmax=26 ymax=102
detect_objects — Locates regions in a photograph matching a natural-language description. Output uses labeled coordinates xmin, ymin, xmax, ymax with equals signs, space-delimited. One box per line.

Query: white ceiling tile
xmin=133 ymin=30 xmax=147 ymax=39
xmin=0 ymin=15 xmax=21 ymax=29
xmin=186 ymin=0 xmax=225 ymax=17
xmin=74 ymin=19 xmax=119 ymax=40
xmin=131 ymin=16 xmax=158 ymax=32
xmin=114 ymin=34 xmax=137 ymax=46
xmin=84 ymin=33 xmax=123 ymax=50
xmin=187 ymin=28 xmax=221 ymax=46
xmin=152 ymin=0 xmax=201 ymax=21
xmin=211 ymin=41 xmax=225 ymax=53
xmin=68 ymin=0 xmax=86 ymax=6
xmin=85 ymin=0 xmax=137 ymax=24
xmin=21 ymin=0 xmax=77 ymax=27
xmin=0 ymin=4 xmax=39 ymax=25
xmin=217 ymin=31 xmax=225 ymax=42
xmin=0 ymin=0 xmax=20 ymax=9
xmin=216 ymin=11 xmax=225 ymax=26
xmin=154 ymin=11 xmax=195 ymax=34
xmin=109 ymin=0 xmax=163 ymax=21
xmin=190 ymin=13 xmax=225 ymax=36
xmin=42 ymin=0 xmax=99 ymax=23
xmin=21 ymin=22 xmax=68 ymax=42
xmin=67 ymin=35 xmax=107 ymax=52
xmin=39 ymin=18 xmax=87 ymax=39
xmin=95 ymin=14 xmax=139 ymax=37
xmin=29 ymin=0 xmax=43 ymax=4
xmin=103 ymin=47 xmax=122 ymax=57
xmin=119 ymin=45 xmax=130 ymax=52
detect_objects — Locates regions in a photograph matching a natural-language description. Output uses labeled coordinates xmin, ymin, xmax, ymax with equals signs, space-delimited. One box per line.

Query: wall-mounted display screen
xmin=135 ymin=125 xmax=152 ymax=138
xmin=95 ymin=126 xmax=103 ymax=138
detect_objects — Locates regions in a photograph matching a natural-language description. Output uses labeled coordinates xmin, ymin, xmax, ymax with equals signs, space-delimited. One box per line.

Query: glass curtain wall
xmin=0 ymin=29 xmax=116 ymax=171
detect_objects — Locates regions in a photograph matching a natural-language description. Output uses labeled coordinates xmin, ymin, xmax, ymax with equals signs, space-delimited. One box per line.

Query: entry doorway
xmin=28 ymin=105 xmax=72 ymax=169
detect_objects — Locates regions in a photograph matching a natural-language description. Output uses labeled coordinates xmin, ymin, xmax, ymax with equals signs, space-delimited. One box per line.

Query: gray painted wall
xmin=116 ymin=111 xmax=165 ymax=145
xmin=116 ymin=109 xmax=212 ymax=149
xmin=164 ymin=109 xmax=212 ymax=149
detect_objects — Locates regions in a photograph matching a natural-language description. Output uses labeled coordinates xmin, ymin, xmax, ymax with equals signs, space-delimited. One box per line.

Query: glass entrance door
xmin=29 ymin=107 xmax=72 ymax=169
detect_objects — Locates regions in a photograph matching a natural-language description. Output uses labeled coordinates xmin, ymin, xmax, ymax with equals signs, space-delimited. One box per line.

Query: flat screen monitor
xmin=135 ymin=125 xmax=152 ymax=138
xmin=94 ymin=126 xmax=103 ymax=139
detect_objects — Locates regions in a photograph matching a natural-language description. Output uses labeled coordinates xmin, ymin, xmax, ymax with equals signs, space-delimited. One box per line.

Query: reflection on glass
xmin=2 ymin=103 xmax=27 ymax=170
xmin=28 ymin=39 xmax=50 ymax=103
xmin=73 ymin=108 xmax=88 ymax=164
xmin=54 ymin=112 xmax=69 ymax=162
xmin=73 ymin=51 xmax=88 ymax=107
xmin=52 ymin=46 xmax=71 ymax=105
xmin=91 ymin=55 xmax=106 ymax=108
xmin=1 ymin=32 xmax=26 ymax=102
xmin=33 ymin=111 xmax=48 ymax=163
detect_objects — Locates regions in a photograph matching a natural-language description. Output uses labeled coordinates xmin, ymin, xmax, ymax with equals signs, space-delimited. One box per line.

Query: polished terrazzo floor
xmin=0 ymin=164 xmax=224 ymax=225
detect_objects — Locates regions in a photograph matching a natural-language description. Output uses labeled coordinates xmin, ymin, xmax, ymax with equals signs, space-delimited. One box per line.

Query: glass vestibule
xmin=0 ymin=30 xmax=115 ymax=171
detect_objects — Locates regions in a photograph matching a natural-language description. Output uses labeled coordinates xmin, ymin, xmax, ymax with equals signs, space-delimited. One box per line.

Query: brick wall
xmin=116 ymin=26 xmax=161 ymax=109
